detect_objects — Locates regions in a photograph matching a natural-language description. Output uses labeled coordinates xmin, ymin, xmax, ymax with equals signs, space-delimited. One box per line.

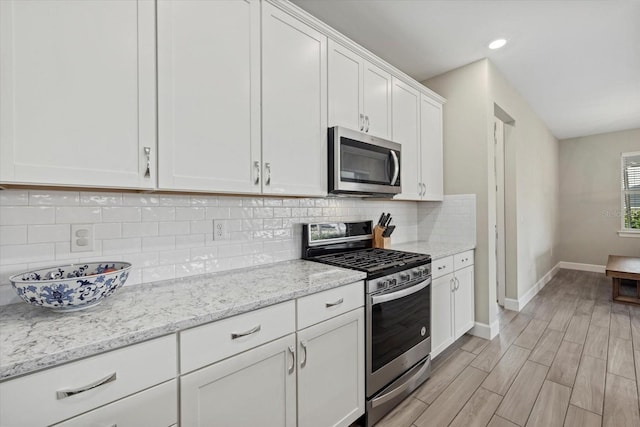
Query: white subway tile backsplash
xmin=0 ymin=243 xmax=55 ymax=265
xmin=176 ymin=207 xmax=205 ymax=221
xmin=55 ymin=207 xmax=101 ymax=223
xmin=28 ymin=224 xmax=69 ymax=243
xmin=1 ymin=207 xmax=55 ymax=225
xmin=158 ymin=221 xmax=190 ymax=236
xmin=0 ymin=189 xmax=481 ymax=307
xmin=122 ymin=222 xmax=159 ymax=238
xmin=142 ymin=207 xmax=175 ymax=222
xmin=0 ymin=226 xmax=27 ymax=245
xmin=29 ymin=191 xmax=79 ymax=206
xmin=80 ymin=192 xmax=123 ymax=206
xmin=0 ymin=190 xmax=28 ymax=206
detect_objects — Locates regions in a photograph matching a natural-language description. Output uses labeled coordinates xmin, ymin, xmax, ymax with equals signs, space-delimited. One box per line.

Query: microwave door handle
xmin=390 ymin=150 xmax=399 ymax=185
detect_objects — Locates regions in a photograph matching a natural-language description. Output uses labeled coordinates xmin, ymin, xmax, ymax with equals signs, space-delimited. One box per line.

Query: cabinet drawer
xmin=454 ymin=250 xmax=474 ymax=269
xmin=180 ymin=300 xmax=295 ymax=374
xmin=432 ymin=256 xmax=454 ymax=279
xmin=0 ymin=335 xmax=176 ymax=427
xmin=297 ymin=281 xmax=364 ymax=330
xmin=53 ymin=380 xmax=178 ymax=426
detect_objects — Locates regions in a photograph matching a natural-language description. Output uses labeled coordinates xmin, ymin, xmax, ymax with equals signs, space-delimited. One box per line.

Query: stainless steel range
xmin=302 ymin=221 xmax=432 ymax=427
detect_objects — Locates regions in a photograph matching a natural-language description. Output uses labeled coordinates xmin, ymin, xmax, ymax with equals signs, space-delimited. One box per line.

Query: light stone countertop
xmin=392 ymin=241 xmax=476 ymax=260
xmin=0 ymin=260 xmax=365 ymax=381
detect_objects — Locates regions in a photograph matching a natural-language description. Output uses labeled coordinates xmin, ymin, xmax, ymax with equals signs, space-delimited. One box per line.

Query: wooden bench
xmin=606 ymin=255 xmax=640 ymax=306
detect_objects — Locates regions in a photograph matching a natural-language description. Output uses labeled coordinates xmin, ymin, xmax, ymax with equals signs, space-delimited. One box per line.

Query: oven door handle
xmin=371 ymin=277 xmax=430 ymax=306
xmin=370 ymin=357 xmax=430 ymax=408
xmin=389 ymin=150 xmax=399 ymax=186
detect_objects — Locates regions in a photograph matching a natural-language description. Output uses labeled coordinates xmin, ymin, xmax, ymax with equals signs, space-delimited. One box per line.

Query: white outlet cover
xmin=71 ymin=224 xmax=94 ymax=252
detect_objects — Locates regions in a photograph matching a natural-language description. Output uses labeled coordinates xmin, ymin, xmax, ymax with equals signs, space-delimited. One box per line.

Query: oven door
xmin=329 ymin=126 xmax=401 ymax=196
xmin=366 ymin=276 xmax=431 ymax=397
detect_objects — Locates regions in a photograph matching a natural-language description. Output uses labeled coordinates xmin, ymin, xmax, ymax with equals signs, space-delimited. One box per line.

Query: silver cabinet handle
xmin=254 ymin=161 xmax=260 ymax=185
xmin=325 ymin=297 xmax=344 ymax=308
xmin=456 ymin=277 xmax=460 ymax=290
xmin=287 ymin=345 xmax=295 ymax=374
xmin=360 ymin=113 xmax=365 ymax=131
xmin=450 ymin=278 xmax=455 ymax=293
xmin=231 ymin=324 xmax=261 ymax=339
xmin=265 ymin=163 xmax=271 ymax=185
xmin=300 ymin=341 xmax=308 ymax=368
xmin=56 ymin=372 xmax=117 ymax=400
xmin=143 ymin=147 xmax=151 ymax=178
xmin=365 ymin=115 xmax=370 ymax=132
xmin=438 ymin=265 xmax=447 ymax=270
xmin=390 ymin=150 xmax=399 ymax=186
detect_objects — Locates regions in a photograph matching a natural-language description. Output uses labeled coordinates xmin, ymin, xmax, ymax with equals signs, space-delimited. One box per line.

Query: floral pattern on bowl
xmin=10 ymin=262 xmax=132 ymax=312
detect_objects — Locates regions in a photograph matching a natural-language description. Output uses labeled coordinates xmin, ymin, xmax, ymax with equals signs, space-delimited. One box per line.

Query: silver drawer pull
xmin=143 ymin=147 xmax=151 ymax=178
xmin=325 ymin=298 xmax=344 ymax=308
xmin=231 ymin=324 xmax=261 ymax=339
xmin=56 ymin=372 xmax=117 ymax=400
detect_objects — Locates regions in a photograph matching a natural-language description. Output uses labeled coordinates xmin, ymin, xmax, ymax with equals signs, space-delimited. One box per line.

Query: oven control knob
xmin=421 ymin=326 xmax=426 ymax=336
xmin=412 ymin=270 xmax=422 ymax=279
xmin=400 ymin=273 xmax=410 ymax=282
xmin=379 ymin=280 xmax=389 ymax=290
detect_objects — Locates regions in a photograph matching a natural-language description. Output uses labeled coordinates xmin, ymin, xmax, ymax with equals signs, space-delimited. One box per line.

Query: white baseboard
xmin=503 ymin=262 xmax=562 ymax=312
xmin=558 ymin=261 xmax=606 ymax=274
xmin=470 ymin=319 xmax=499 ymax=340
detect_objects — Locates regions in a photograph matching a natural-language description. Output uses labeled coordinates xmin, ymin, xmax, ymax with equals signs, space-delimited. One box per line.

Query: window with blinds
xmin=622 ymin=152 xmax=640 ymax=230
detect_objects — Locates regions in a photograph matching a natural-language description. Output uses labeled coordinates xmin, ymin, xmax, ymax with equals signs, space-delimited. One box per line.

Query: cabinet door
xmin=420 ymin=94 xmax=444 ymax=200
xmin=328 ymin=40 xmax=363 ymax=132
xmin=181 ymin=334 xmax=296 ymax=427
xmin=262 ymin=2 xmax=327 ymax=196
xmin=454 ymin=265 xmax=475 ymax=338
xmin=363 ymin=62 xmax=392 ymax=139
xmin=431 ymin=273 xmax=454 ymax=358
xmin=0 ymin=0 xmax=155 ymax=189
xmin=52 ymin=380 xmax=177 ymax=427
xmin=157 ymin=0 xmax=261 ymax=194
xmin=391 ymin=78 xmax=421 ymax=200
xmin=297 ymin=308 xmax=365 ymax=427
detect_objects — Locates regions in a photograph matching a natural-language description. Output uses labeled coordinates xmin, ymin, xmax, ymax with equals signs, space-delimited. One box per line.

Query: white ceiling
xmin=292 ymin=0 xmax=640 ymax=140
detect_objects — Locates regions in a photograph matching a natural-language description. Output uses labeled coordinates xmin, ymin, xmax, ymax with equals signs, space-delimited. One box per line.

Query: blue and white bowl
xmin=9 ymin=262 xmax=132 ymax=312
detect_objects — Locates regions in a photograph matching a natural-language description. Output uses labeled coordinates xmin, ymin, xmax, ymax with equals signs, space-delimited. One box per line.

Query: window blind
xmin=622 ymin=152 xmax=640 ymax=230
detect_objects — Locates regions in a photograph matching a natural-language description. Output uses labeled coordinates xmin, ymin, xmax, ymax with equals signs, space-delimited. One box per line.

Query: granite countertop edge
xmin=0 ymin=260 xmax=366 ymax=381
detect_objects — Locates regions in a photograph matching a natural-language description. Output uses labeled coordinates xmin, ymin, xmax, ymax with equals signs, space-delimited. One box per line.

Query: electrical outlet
xmin=213 ymin=220 xmax=228 ymax=241
xmin=71 ymin=224 xmax=94 ymax=252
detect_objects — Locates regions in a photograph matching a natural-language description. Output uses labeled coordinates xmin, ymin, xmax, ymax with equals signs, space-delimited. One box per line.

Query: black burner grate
xmin=315 ymin=248 xmax=430 ymax=273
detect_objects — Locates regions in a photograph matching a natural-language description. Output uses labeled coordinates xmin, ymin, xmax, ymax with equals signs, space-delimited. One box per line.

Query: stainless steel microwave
xmin=328 ymin=126 xmax=401 ymax=197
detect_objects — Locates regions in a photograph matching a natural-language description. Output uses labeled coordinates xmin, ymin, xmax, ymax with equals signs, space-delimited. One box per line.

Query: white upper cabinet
xmin=328 ymin=41 xmax=392 ymax=139
xmin=157 ymin=0 xmax=261 ymax=194
xmin=0 ymin=0 xmax=156 ymax=189
xmin=391 ymin=78 xmax=421 ymax=200
xmin=262 ymin=2 xmax=327 ymax=197
xmin=420 ymin=94 xmax=444 ymax=200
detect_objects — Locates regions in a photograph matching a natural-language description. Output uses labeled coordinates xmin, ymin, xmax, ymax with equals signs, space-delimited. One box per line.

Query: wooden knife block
xmin=373 ymin=225 xmax=391 ymax=249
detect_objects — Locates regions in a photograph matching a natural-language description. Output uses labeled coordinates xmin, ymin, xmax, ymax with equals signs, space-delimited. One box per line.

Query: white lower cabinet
xmin=52 ymin=380 xmax=178 ymax=427
xmin=431 ymin=250 xmax=475 ymax=358
xmin=297 ymin=308 xmax=365 ymax=427
xmin=180 ymin=334 xmax=297 ymax=427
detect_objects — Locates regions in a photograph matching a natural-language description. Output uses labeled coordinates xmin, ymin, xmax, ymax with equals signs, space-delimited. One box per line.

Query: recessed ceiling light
xmin=489 ymin=39 xmax=507 ymax=50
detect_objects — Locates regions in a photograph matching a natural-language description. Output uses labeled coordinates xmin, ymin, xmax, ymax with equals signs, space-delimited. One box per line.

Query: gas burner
xmin=315 ymin=248 xmax=430 ymax=274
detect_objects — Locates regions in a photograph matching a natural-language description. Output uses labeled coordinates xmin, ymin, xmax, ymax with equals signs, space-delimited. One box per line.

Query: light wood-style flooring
xmin=376 ymin=269 xmax=640 ymax=427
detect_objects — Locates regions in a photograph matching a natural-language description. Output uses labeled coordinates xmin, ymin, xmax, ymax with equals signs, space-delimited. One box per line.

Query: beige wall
xmin=558 ymin=128 xmax=640 ymax=265
xmin=487 ymin=61 xmax=560 ymax=302
xmin=424 ymin=58 xmax=560 ymax=331
xmin=424 ymin=59 xmax=493 ymax=326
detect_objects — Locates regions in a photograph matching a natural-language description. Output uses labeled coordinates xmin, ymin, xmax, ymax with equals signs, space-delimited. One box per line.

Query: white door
xmin=420 ymin=94 xmax=444 ymax=201
xmin=431 ymin=274 xmax=454 ymax=358
xmin=180 ymin=334 xmax=296 ymax=427
xmin=328 ymin=40 xmax=363 ymax=132
xmin=157 ymin=0 xmax=261 ymax=194
xmin=297 ymin=309 xmax=365 ymax=427
xmin=52 ymin=381 xmax=177 ymax=427
xmin=0 ymin=0 xmax=156 ymax=189
xmin=391 ymin=78 xmax=421 ymax=201
xmin=454 ymin=266 xmax=475 ymax=338
xmin=363 ymin=62 xmax=392 ymax=139
xmin=262 ymin=2 xmax=327 ymax=196
xmin=494 ymin=117 xmax=507 ymax=306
